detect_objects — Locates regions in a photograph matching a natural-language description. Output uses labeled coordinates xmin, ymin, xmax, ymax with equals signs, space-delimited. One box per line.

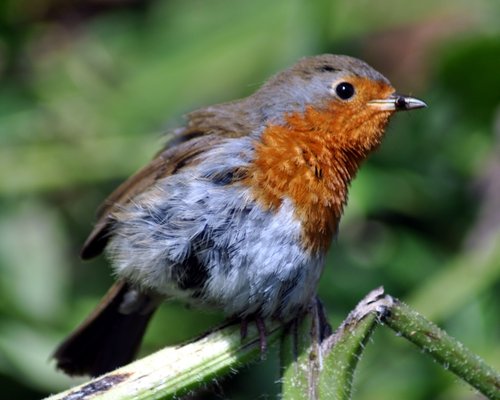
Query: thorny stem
xmin=280 ymin=298 xmax=328 ymax=400
xmin=46 ymin=321 xmax=283 ymax=400
xmin=318 ymin=287 xmax=391 ymax=400
xmin=380 ymin=298 xmax=500 ymax=400
xmin=45 ymin=289 xmax=500 ymax=400
xmin=279 ymin=287 xmax=393 ymax=400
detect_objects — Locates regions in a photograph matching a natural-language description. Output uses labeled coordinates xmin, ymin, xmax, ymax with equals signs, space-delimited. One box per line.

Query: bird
xmin=53 ymin=54 xmax=426 ymax=377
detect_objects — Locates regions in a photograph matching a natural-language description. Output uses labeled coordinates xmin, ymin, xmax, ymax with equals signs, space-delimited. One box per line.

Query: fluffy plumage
xmin=54 ymin=54 xmax=425 ymax=376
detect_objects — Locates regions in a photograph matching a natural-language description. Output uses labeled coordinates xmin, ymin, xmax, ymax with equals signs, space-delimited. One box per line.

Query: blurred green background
xmin=0 ymin=0 xmax=499 ymax=399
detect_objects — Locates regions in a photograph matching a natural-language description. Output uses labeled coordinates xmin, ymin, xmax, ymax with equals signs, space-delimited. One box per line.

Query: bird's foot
xmin=240 ymin=315 xmax=267 ymax=358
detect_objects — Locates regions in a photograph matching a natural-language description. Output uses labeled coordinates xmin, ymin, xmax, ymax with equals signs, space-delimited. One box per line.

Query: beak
xmin=368 ymin=94 xmax=427 ymax=112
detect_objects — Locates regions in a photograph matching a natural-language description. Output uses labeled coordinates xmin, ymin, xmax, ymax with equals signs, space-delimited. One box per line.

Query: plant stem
xmin=318 ymin=287 xmax=391 ymax=400
xmin=280 ymin=288 xmax=392 ymax=400
xmin=381 ymin=298 xmax=500 ymax=400
xmin=46 ymin=321 xmax=282 ymax=400
xmin=45 ymin=290 xmax=500 ymax=400
xmin=280 ymin=299 xmax=326 ymax=399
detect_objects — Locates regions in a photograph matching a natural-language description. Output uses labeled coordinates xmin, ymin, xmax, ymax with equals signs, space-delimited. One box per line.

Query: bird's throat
xmin=245 ymin=105 xmax=390 ymax=253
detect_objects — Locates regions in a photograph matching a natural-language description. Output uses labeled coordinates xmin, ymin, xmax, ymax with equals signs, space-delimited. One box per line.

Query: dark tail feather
xmin=53 ymin=281 xmax=157 ymax=377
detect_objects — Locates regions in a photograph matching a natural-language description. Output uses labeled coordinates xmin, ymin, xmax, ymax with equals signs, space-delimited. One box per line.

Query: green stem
xmin=45 ymin=290 xmax=500 ymax=400
xmin=381 ymin=298 xmax=500 ymax=400
xmin=319 ymin=314 xmax=376 ymax=400
xmin=45 ymin=321 xmax=282 ymax=400
xmin=280 ymin=288 xmax=391 ymax=400
xmin=318 ymin=287 xmax=390 ymax=400
xmin=280 ymin=299 xmax=325 ymax=399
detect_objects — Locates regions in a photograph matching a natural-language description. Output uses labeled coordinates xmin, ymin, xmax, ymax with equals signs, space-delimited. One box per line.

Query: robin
xmin=53 ymin=54 xmax=426 ymax=377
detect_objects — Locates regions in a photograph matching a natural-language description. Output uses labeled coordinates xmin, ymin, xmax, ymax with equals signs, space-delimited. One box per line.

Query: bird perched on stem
xmin=53 ymin=54 xmax=426 ymax=377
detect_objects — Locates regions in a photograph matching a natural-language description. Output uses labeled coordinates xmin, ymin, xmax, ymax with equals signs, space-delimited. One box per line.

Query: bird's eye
xmin=335 ymin=82 xmax=355 ymax=100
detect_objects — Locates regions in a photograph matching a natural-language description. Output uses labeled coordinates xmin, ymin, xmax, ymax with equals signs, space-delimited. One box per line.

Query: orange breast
xmin=244 ymin=78 xmax=394 ymax=253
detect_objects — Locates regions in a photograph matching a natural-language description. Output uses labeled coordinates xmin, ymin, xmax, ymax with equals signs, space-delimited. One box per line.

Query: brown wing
xmin=81 ymin=101 xmax=256 ymax=260
xmin=82 ymin=134 xmax=225 ymax=259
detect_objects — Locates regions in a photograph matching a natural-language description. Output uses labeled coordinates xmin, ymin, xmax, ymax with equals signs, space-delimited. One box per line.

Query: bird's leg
xmin=239 ymin=315 xmax=267 ymax=357
xmin=240 ymin=318 xmax=249 ymax=340
xmin=280 ymin=297 xmax=333 ymax=360
xmin=255 ymin=316 xmax=267 ymax=355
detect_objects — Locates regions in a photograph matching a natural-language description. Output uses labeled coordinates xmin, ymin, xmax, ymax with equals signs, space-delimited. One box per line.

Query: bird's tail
xmin=53 ymin=280 xmax=158 ymax=377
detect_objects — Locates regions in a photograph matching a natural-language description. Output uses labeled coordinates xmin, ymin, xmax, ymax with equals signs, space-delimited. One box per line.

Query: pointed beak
xmin=368 ymin=94 xmax=427 ymax=112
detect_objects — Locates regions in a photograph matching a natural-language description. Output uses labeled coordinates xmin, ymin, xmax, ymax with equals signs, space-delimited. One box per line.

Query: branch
xmin=380 ymin=298 xmax=500 ymax=400
xmin=46 ymin=321 xmax=283 ymax=400
xmin=279 ymin=288 xmax=392 ymax=400
xmin=46 ymin=289 xmax=500 ymax=400
xmin=319 ymin=287 xmax=392 ymax=399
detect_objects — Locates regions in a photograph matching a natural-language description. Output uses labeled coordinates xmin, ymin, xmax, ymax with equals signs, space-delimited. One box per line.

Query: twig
xmin=45 ymin=289 xmax=500 ymax=400
xmin=379 ymin=298 xmax=500 ymax=400
xmin=46 ymin=321 xmax=282 ymax=400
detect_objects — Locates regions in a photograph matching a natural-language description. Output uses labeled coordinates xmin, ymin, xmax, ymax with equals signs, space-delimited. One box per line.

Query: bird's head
xmin=254 ymin=54 xmax=426 ymax=152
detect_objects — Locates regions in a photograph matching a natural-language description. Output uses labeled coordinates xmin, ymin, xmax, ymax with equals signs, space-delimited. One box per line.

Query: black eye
xmin=335 ymin=82 xmax=355 ymax=100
